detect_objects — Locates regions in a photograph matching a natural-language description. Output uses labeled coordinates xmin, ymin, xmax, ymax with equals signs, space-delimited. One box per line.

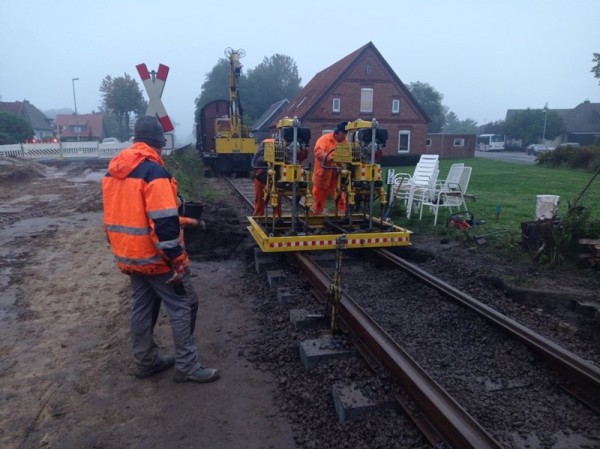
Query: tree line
xmin=3 ymin=51 xmax=597 ymax=145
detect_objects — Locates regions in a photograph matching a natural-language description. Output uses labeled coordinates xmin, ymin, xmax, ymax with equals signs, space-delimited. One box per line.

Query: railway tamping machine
xmin=248 ymin=118 xmax=411 ymax=253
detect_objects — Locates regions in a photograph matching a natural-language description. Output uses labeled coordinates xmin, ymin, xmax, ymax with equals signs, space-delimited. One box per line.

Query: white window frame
xmin=453 ymin=138 xmax=465 ymax=147
xmin=392 ymin=99 xmax=400 ymax=114
xmin=332 ymin=97 xmax=340 ymax=113
xmin=365 ymin=63 xmax=372 ymax=75
xmin=360 ymin=88 xmax=373 ymax=113
xmin=398 ymin=130 xmax=411 ymax=153
xmin=425 ymin=138 xmax=432 ymax=147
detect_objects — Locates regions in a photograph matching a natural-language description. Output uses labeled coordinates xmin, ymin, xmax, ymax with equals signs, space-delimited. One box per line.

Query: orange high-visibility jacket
xmin=102 ymin=142 xmax=189 ymax=276
xmin=312 ymin=132 xmax=346 ymax=190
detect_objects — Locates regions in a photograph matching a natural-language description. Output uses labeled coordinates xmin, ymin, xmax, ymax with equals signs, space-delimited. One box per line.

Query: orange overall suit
xmin=311 ymin=132 xmax=347 ymax=215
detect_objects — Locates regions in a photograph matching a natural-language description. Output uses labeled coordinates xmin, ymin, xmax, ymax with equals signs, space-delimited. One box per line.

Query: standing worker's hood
xmin=108 ymin=142 xmax=164 ymax=179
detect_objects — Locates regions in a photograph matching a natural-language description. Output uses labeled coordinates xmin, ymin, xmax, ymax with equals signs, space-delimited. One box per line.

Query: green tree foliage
xmin=480 ymin=120 xmax=505 ymax=135
xmin=592 ymin=52 xmax=600 ymax=84
xmin=0 ymin=111 xmax=34 ymax=143
xmin=100 ymin=73 xmax=147 ymax=141
xmin=407 ymin=82 xmax=446 ymax=132
xmin=505 ymin=108 xmax=564 ymax=144
xmin=243 ymin=54 xmax=302 ymax=120
xmin=194 ymin=54 xmax=302 ymax=125
xmin=194 ymin=58 xmax=235 ymax=123
xmin=443 ymin=111 xmax=478 ymax=134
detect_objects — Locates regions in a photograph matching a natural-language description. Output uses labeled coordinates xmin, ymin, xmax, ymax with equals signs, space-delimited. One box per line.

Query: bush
xmin=538 ymin=145 xmax=600 ymax=171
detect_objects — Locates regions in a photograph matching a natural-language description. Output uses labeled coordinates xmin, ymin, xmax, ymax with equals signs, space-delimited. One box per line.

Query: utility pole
xmin=542 ymin=102 xmax=548 ymax=145
xmin=72 ymin=78 xmax=79 ymax=142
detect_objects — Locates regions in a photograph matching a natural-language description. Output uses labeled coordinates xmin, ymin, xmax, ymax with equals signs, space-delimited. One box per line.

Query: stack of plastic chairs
xmin=391 ymin=155 xmax=439 ymax=218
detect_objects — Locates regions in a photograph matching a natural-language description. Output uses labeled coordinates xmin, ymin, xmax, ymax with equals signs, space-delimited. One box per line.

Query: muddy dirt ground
xmin=0 ymin=159 xmax=294 ymax=449
xmin=0 ymin=157 xmax=598 ymax=449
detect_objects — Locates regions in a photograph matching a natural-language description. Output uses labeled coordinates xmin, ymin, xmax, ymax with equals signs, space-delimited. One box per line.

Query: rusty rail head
xmin=374 ymin=248 xmax=600 ymax=413
xmin=289 ymin=251 xmax=503 ymax=449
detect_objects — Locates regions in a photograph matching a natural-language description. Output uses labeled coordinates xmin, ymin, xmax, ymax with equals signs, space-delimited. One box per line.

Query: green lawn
xmin=389 ymin=158 xmax=600 ymax=250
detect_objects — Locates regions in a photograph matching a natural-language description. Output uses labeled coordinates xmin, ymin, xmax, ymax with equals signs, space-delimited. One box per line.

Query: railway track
xmin=225 ymin=176 xmax=600 ymax=447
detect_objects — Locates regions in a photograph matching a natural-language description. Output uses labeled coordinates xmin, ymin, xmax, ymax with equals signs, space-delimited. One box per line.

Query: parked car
xmin=557 ymin=142 xmax=581 ymax=149
xmin=526 ymin=144 xmax=551 ymax=155
xmin=101 ymin=137 xmax=119 ymax=144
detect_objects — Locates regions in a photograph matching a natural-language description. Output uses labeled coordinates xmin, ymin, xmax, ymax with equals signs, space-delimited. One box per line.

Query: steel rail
xmin=289 ymin=251 xmax=502 ymax=449
xmin=375 ymin=248 xmax=600 ymax=413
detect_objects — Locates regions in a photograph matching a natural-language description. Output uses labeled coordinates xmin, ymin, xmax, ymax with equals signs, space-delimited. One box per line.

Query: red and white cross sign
xmin=136 ymin=63 xmax=174 ymax=132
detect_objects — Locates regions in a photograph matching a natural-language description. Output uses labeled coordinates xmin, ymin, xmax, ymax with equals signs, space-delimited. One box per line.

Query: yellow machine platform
xmin=248 ymin=214 xmax=411 ymax=253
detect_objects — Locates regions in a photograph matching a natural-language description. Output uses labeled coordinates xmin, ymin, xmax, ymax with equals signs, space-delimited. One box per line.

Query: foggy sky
xmin=1 ymin=0 xmax=599 ymax=143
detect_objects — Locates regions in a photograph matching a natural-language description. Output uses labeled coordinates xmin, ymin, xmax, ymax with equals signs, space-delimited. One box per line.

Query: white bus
xmin=476 ymin=134 xmax=505 ymax=151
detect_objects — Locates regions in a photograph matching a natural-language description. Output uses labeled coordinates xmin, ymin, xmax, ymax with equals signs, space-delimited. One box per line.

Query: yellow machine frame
xmin=247 ymin=118 xmax=411 ymax=253
xmin=260 ymin=117 xmax=312 ymax=233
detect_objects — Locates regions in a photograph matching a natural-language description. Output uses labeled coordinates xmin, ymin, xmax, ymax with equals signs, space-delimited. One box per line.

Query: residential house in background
xmin=561 ymin=101 xmax=600 ymax=145
xmin=505 ymin=101 xmax=600 ymax=146
xmin=251 ymin=99 xmax=289 ymax=143
xmin=0 ymin=100 xmax=54 ymax=141
xmin=272 ymin=42 xmax=430 ymax=164
xmin=55 ymin=113 xmax=106 ymax=142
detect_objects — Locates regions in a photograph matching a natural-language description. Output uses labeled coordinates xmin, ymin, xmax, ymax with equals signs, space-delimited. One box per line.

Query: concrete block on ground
xmin=332 ymin=383 xmax=396 ymax=422
xmin=299 ymin=336 xmax=355 ymax=370
xmin=254 ymin=248 xmax=280 ymax=274
xmin=289 ymin=309 xmax=326 ymax=329
xmin=277 ymin=287 xmax=293 ymax=305
xmin=267 ymin=270 xmax=286 ymax=289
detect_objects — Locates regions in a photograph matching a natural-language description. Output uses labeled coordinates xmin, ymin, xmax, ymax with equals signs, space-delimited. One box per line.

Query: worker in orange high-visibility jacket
xmin=311 ymin=122 xmax=348 ymax=215
xmin=252 ymin=139 xmax=278 ymax=217
xmin=102 ymin=116 xmax=218 ymax=384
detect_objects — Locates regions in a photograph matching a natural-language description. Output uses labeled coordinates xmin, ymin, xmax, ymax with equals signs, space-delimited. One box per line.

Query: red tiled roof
xmin=274 ymin=41 xmax=429 ymax=125
xmin=281 ymin=44 xmax=365 ymax=120
xmin=55 ymin=113 xmax=105 ymax=138
xmin=0 ymin=101 xmax=24 ymax=116
xmin=0 ymin=101 xmax=53 ymax=131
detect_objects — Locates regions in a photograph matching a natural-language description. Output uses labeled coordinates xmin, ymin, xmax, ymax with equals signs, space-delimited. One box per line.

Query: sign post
xmin=136 ymin=63 xmax=174 ymax=150
xmin=384 ymin=168 xmax=396 ymax=220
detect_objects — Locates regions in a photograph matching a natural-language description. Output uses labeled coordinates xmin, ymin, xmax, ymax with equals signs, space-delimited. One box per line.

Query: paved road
xmin=475 ymin=150 xmax=536 ymax=165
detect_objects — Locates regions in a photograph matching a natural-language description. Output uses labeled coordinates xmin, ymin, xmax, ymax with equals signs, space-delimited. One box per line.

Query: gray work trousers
xmin=129 ymin=270 xmax=202 ymax=374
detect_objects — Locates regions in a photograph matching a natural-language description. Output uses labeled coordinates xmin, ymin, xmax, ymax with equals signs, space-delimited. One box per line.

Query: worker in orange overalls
xmin=311 ymin=122 xmax=348 ymax=215
xmin=252 ymin=139 xmax=277 ymax=216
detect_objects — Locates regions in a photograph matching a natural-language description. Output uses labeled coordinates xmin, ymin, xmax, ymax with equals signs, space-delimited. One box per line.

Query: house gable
xmin=310 ymin=46 xmax=428 ymax=123
xmin=273 ymin=42 xmax=431 ymax=160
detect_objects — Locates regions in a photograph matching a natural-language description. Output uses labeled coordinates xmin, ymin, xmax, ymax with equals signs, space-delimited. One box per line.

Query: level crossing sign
xmin=136 ymin=63 xmax=174 ymax=132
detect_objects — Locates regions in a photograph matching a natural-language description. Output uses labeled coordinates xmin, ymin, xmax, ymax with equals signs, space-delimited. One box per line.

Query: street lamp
xmin=542 ymin=102 xmax=548 ymax=145
xmin=72 ymin=77 xmax=79 ymax=142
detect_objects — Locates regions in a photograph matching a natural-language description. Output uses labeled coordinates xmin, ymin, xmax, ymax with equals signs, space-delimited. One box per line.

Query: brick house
xmin=55 ymin=113 xmax=106 ymax=142
xmin=272 ymin=42 xmax=429 ymax=164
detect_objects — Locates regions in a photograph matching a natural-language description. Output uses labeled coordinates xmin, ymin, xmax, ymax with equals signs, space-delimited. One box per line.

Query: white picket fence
xmin=0 ymin=141 xmax=172 ymax=160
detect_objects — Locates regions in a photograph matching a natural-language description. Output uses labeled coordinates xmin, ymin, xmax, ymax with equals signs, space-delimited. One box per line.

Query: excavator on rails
xmin=197 ymin=48 xmax=256 ymax=176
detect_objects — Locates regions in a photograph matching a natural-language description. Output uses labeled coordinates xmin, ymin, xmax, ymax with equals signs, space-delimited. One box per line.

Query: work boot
xmin=173 ymin=367 xmax=219 ymax=383
xmin=134 ymin=355 xmax=175 ymax=379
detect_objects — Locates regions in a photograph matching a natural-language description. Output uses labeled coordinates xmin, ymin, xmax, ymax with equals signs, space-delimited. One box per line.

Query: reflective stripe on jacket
xmin=102 ymin=142 xmax=189 ymax=276
xmin=312 ymin=133 xmax=344 ymax=190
